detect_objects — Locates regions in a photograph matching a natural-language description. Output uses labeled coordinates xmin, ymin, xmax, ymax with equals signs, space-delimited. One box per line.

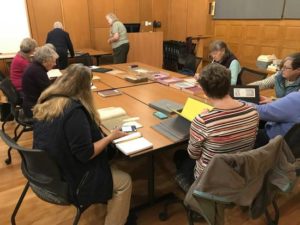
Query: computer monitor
xmin=124 ymin=23 xmax=140 ymax=33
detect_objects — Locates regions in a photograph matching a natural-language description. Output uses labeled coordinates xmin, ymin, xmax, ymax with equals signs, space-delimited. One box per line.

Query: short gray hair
xmin=33 ymin=44 xmax=59 ymax=64
xmin=53 ymin=21 xmax=63 ymax=29
xmin=20 ymin=38 xmax=37 ymax=54
xmin=106 ymin=13 xmax=118 ymax=22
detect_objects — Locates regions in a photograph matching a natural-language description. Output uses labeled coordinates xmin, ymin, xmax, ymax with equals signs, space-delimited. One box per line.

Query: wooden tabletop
xmin=93 ymin=92 xmax=176 ymax=156
xmin=76 ymin=48 xmax=112 ymax=56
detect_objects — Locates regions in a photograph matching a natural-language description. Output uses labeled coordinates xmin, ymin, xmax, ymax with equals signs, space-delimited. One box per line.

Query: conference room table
xmin=91 ymin=61 xmax=276 ymax=206
xmin=76 ymin=48 xmax=112 ymax=65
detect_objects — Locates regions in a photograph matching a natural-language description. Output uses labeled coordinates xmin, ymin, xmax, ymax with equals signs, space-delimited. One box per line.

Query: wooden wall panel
xmin=88 ymin=0 xmax=114 ymax=28
xmin=152 ymin=0 xmax=170 ymax=39
xmin=93 ymin=28 xmax=111 ymax=51
xmin=187 ymin=0 xmax=205 ymax=36
xmin=26 ymin=0 xmax=63 ymax=45
xmin=168 ymin=0 xmax=188 ymax=41
xmin=213 ymin=20 xmax=300 ymax=67
xmin=61 ymin=0 xmax=91 ymax=48
xmin=115 ymin=0 xmax=140 ymax=23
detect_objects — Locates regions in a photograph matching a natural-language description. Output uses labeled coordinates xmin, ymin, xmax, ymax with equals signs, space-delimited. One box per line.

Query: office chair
xmin=68 ymin=53 xmax=92 ymax=67
xmin=183 ymin=136 xmax=297 ymax=225
xmin=0 ymin=129 xmax=91 ymax=225
xmin=237 ymin=67 xmax=268 ymax=85
xmin=178 ymin=55 xmax=202 ymax=76
xmin=0 ymin=78 xmax=33 ymax=165
xmin=284 ymin=123 xmax=300 ymax=175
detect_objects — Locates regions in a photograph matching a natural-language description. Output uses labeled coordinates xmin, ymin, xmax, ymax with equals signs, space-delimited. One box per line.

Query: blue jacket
xmin=275 ymin=71 xmax=300 ymax=97
xmin=255 ymin=92 xmax=300 ymax=138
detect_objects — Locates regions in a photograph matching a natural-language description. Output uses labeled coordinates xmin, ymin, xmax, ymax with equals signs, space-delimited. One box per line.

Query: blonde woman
xmin=33 ymin=64 xmax=132 ymax=225
xmin=106 ymin=13 xmax=129 ymax=63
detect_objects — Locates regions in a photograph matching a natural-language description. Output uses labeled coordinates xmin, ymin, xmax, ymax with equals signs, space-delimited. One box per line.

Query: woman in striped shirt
xmin=188 ymin=64 xmax=259 ymax=179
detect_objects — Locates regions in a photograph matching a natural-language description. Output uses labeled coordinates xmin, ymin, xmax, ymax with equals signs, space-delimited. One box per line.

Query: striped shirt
xmin=187 ymin=102 xmax=259 ymax=179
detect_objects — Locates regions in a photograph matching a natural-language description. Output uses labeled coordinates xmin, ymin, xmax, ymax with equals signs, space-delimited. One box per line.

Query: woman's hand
xmin=108 ymin=128 xmax=127 ymax=141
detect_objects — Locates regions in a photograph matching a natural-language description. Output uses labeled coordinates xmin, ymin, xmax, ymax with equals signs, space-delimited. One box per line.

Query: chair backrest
xmin=0 ymin=129 xmax=70 ymax=205
xmin=237 ymin=67 xmax=268 ymax=85
xmin=284 ymin=123 xmax=300 ymax=159
xmin=0 ymin=70 xmax=6 ymax=81
xmin=0 ymin=78 xmax=21 ymax=106
xmin=68 ymin=53 xmax=92 ymax=67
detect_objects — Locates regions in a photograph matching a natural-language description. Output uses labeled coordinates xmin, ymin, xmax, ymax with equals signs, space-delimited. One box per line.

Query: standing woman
xmin=10 ymin=37 xmax=37 ymax=93
xmin=33 ymin=64 xmax=132 ymax=225
xmin=46 ymin=21 xmax=75 ymax=69
xmin=106 ymin=13 xmax=130 ymax=64
xmin=209 ymin=40 xmax=241 ymax=85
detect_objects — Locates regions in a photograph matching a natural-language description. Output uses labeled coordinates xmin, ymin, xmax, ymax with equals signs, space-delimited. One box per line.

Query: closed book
xmin=170 ymin=81 xmax=196 ymax=90
xmin=149 ymin=99 xmax=183 ymax=115
xmin=182 ymin=86 xmax=203 ymax=95
xmin=115 ymin=137 xmax=153 ymax=155
xmin=157 ymin=77 xmax=183 ymax=85
xmin=98 ymin=89 xmax=122 ymax=97
xmin=92 ymin=67 xmax=113 ymax=73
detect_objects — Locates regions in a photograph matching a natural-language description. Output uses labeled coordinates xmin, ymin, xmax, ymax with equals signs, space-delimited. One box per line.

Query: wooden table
xmin=76 ymin=48 xmax=112 ymax=65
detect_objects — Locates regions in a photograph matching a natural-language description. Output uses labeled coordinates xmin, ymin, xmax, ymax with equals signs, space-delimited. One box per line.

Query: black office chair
xmin=68 ymin=53 xmax=92 ymax=67
xmin=0 ymin=78 xmax=33 ymax=165
xmin=284 ymin=123 xmax=300 ymax=176
xmin=178 ymin=54 xmax=202 ymax=76
xmin=0 ymin=129 xmax=91 ymax=225
xmin=237 ymin=67 xmax=268 ymax=85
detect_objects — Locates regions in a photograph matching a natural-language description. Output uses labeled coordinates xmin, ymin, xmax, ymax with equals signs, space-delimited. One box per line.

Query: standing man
xmin=46 ymin=21 xmax=74 ymax=69
xmin=106 ymin=13 xmax=129 ymax=64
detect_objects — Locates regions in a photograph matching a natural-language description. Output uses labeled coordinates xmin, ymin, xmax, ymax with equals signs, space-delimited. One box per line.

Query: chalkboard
xmin=214 ymin=0 xmax=285 ymax=20
xmin=283 ymin=0 xmax=300 ymax=19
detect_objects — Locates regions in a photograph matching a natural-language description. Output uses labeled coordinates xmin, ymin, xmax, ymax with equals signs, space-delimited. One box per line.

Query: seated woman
xmin=187 ymin=63 xmax=259 ymax=180
xmin=254 ymin=90 xmax=300 ymax=148
xmin=33 ymin=64 xmax=132 ymax=225
xmin=22 ymin=44 xmax=58 ymax=118
xmin=249 ymin=52 xmax=300 ymax=103
xmin=10 ymin=37 xmax=37 ymax=94
xmin=209 ymin=40 xmax=241 ymax=85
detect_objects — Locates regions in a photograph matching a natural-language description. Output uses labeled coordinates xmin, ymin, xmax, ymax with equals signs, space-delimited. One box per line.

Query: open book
xmin=47 ymin=69 xmax=62 ymax=79
xmin=98 ymin=107 xmax=131 ymax=131
xmin=115 ymin=134 xmax=153 ymax=155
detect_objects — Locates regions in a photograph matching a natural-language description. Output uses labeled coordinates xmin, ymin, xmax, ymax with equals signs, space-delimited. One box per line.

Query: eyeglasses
xmin=281 ymin=66 xmax=293 ymax=71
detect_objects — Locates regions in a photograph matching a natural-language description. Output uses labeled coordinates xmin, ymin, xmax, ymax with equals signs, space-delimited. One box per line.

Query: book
xmin=182 ymin=86 xmax=203 ymax=95
xmin=173 ymin=97 xmax=213 ymax=122
xmin=97 ymin=107 xmax=131 ymax=131
xmin=149 ymin=99 xmax=183 ymax=115
xmin=47 ymin=69 xmax=62 ymax=79
xmin=125 ymin=76 xmax=148 ymax=83
xmin=113 ymin=132 xmax=142 ymax=144
xmin=97 ymin=89 xmax=122 ymax=97
xmin=156 ymin=77 xmax=183 ymax=86
xmin=169 ymin=81 xmax=196 ymax=90
xmin=92 ymin=67 xmax=113 ymax=73
xmin=115 ymin=137 xmax=153 ymax=155
xmin=147 ymin=72 xmax=170 ymax=81
xmin=152 ymin=116 xmax=191 ymax=142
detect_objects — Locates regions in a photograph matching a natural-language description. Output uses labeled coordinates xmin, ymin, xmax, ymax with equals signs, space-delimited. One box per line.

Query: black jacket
xmin=33 ymin=101 xmax=113 ymax=205
xmin=22 ymin=61 xmax=51 ymax=117
xmin=46 ymin=28 xmax=74 ymax=57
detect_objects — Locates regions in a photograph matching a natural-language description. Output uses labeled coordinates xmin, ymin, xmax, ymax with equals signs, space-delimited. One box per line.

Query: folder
xmin=173 ymin=97 xmax=213 ymax=122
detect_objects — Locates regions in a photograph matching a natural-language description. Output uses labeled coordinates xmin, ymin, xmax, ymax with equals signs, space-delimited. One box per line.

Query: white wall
xmin=0 ymin=0 xmax=31 ymax=53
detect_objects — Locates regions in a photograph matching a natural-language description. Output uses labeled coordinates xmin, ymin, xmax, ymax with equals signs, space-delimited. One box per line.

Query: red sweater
xmin=10 ymin=53 xmax=30 ymax=91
